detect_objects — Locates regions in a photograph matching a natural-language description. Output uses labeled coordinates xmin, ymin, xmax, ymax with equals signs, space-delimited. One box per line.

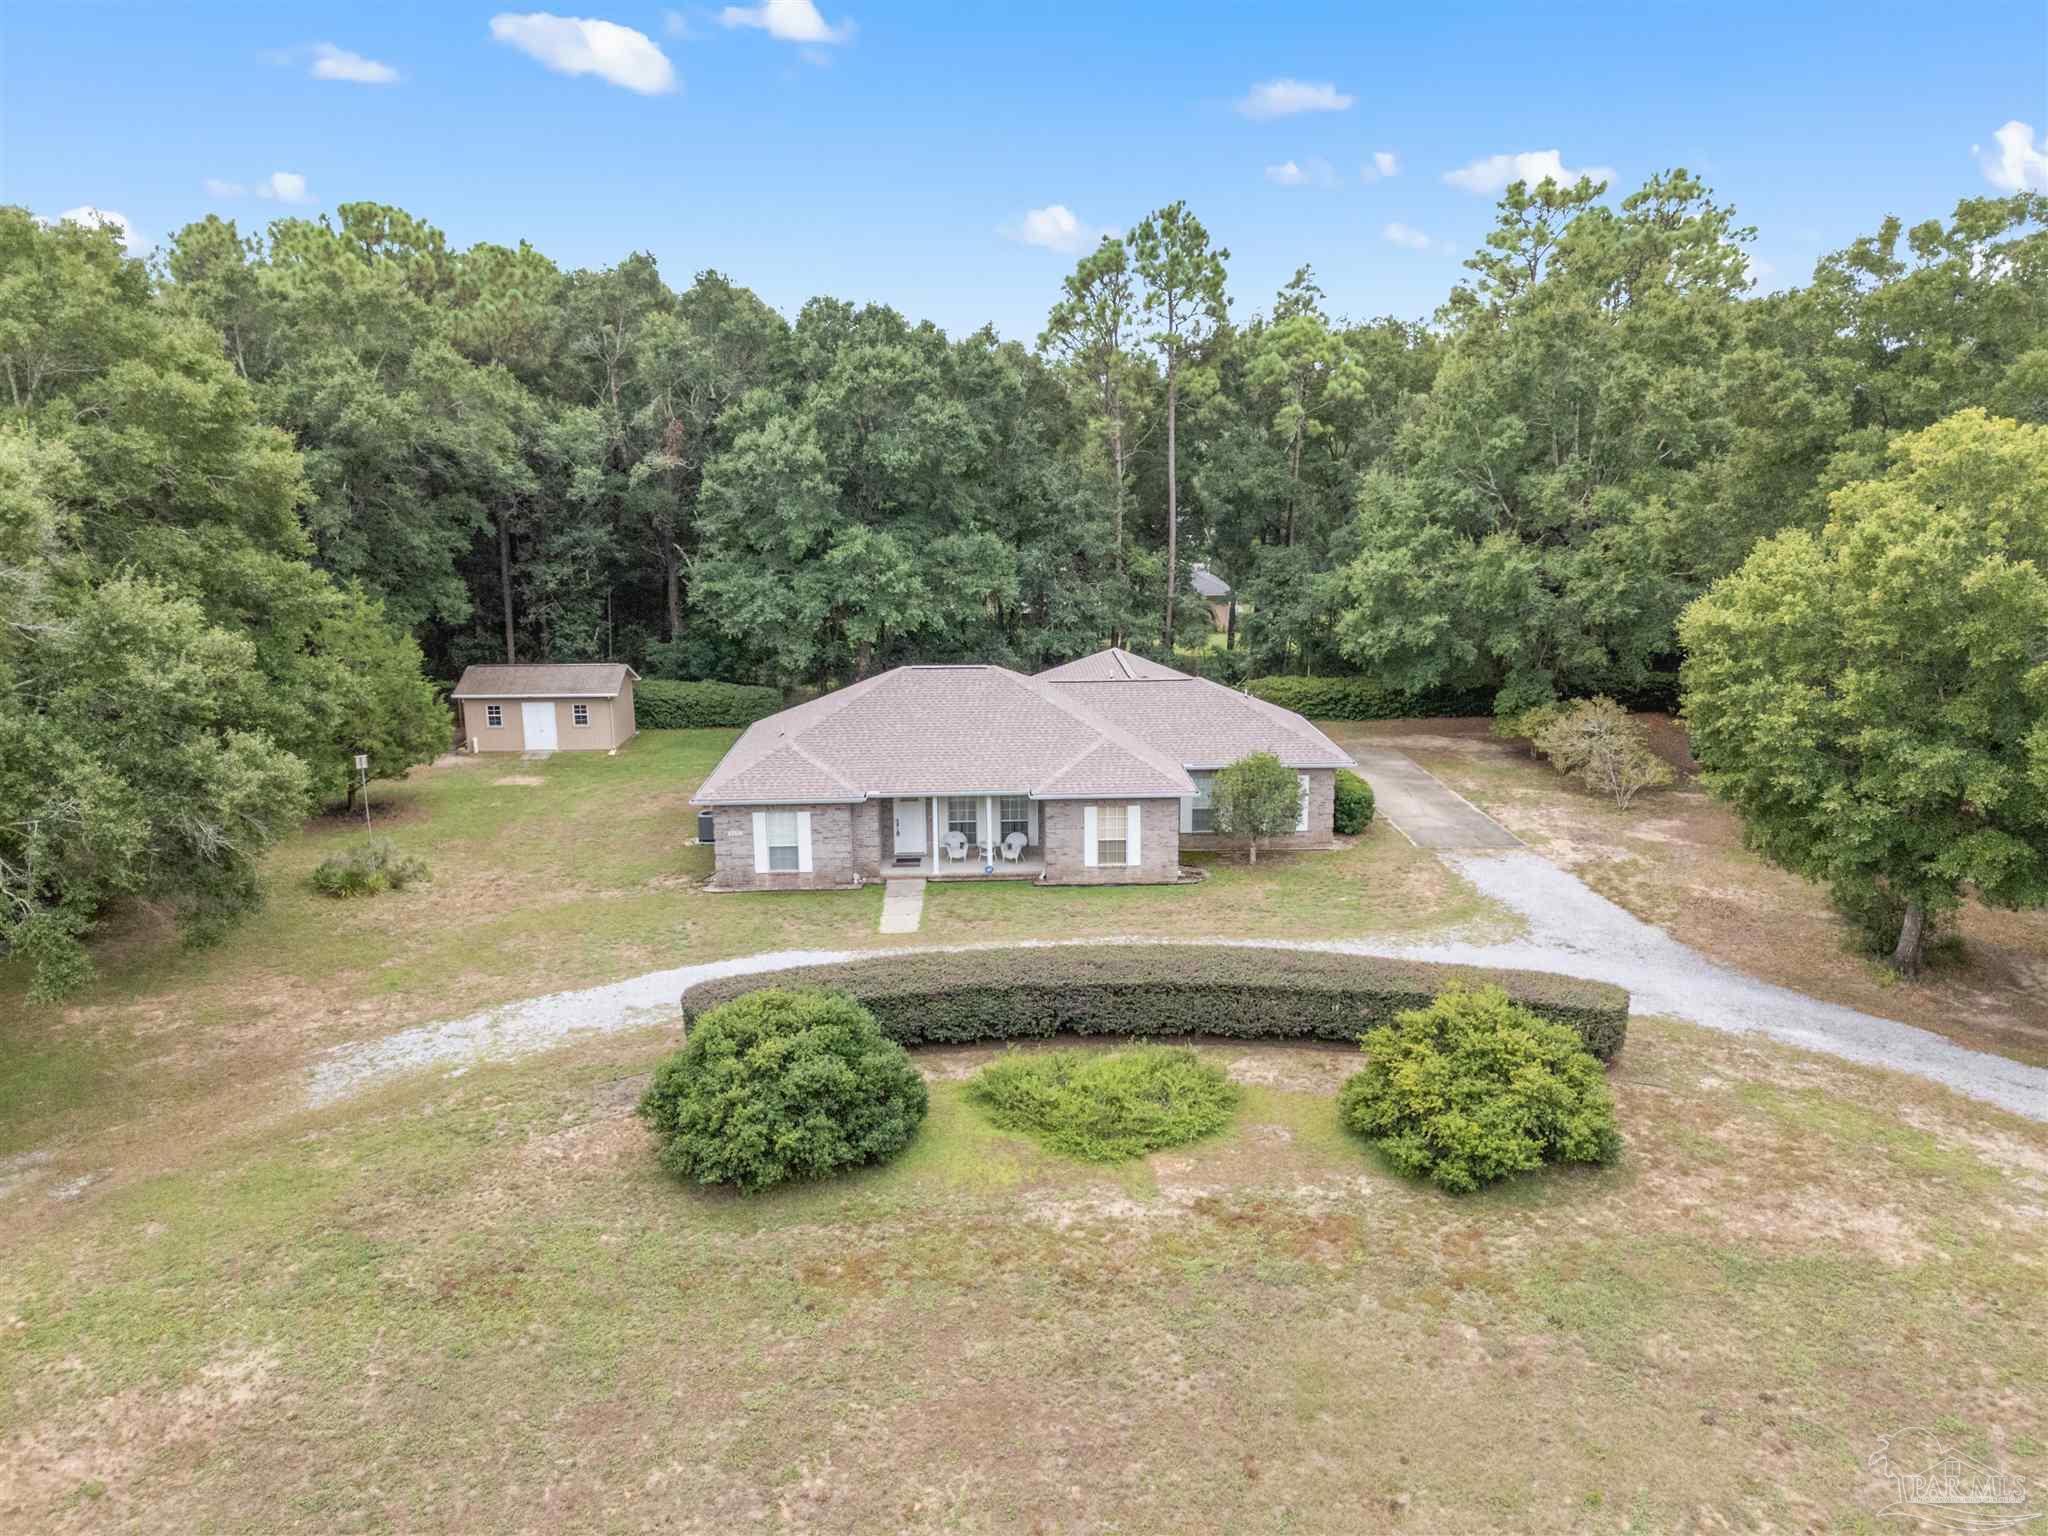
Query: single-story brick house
xmin=691 ymin=647 xmax=1355 ymax=890
xmin=451 ymin=663 xmax=639 ymax=753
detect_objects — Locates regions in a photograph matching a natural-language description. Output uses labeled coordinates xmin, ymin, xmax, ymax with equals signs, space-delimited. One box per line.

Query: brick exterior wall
xmin=854 ymin=800 xmax=885 ymax=877
xmin=1039 ymin=799 xmax=1181 ymax=884
xmin=1180 ymin=767 xmax=1338 ymax=854
xmin=709 ymin=804 xmax=860 ymax=890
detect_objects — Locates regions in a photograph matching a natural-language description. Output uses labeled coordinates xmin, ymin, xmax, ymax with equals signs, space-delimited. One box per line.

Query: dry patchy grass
xmin=1 ymin=1020 xmax=2041 ymax=1534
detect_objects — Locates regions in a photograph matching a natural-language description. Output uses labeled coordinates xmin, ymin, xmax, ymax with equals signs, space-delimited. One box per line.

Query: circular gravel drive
xmin=306 ymin=848 xmax=2047 ymax=1121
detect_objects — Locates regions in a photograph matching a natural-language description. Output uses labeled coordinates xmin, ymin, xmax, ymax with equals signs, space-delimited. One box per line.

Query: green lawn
xmin=2 ymin=727 xmax=2043 ymax=1532
xmin=1 ymin=1013 xmax=2041 ymax=1532
xmin=0 ymin=730 xmax=1498 ymax=1160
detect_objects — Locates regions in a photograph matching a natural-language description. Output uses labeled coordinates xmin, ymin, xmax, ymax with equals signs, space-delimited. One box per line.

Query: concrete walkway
xmin=879 ymin=878 xmax=926 ymax=935
xmin=1353 ymin=748 xmax=1521 ymax=849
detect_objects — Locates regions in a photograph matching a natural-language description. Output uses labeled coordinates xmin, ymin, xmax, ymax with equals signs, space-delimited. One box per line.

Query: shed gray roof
xmin=691 ymin=648 xmax=1354 ymax=806
xmin=691 ymin=664 xmax=1195 ymax=805
xmin=451 ymin=663 xmax=638 ymax=699
xmin=1189 ymin=564 xmax=1232 ymax=599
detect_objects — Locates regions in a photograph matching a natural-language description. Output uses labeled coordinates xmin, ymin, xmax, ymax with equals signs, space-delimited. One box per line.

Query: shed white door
xmin=893 ymin=798 xmax=927 ymax=856
xmin=521 ymin=701 xmax=558 ymax=751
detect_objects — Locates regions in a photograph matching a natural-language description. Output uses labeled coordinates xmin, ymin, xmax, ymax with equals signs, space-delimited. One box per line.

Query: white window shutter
xmin=1126 ymin=803 xmax=1142 ymax=866
xmin=796 ymin=811 xmax=814 ymax=873
xmin=1083 ymin=804 xmax=1098 ymax=868
xmin=1297 ymin=773 xmax=1311 ymax=833
xmin=751 ymin=811 xmax=769 ymax=873
xmin=1178 ymin=794 xmax=1194 ymax=833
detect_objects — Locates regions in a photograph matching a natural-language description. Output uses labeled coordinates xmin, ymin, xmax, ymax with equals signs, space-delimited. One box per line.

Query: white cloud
xmin=1265 ymin=157 xmax=1337 ymax=188
xmin=1976 ymin=120 xmax=2048 ymax=192
xmin=718 ymin=0 xmax=854 ymax=44
xmin=1001 ymin=204 xmax=1112 ymax=255
xmin=57 ymin=206 xmax=144 ymax=255
xmin=1234 ymin=78 xmax=1353 ymax=120
xmin=663 ymin=10 xmax=691 ymax=37
xmin=489 ymin=13 xmax=677 ymax=94
xmin=1364 ymin=150 xmax=1400 ymax=180
xmin=310 ymin=43 xmax=399 ymax=84
xmin=203 ymin=172 xmax=313 ymax=204
xmin=1381 ymin=222 xmax=1433 ymax=251
xmin=1443 ymin=148 xmax=1614 ymax=195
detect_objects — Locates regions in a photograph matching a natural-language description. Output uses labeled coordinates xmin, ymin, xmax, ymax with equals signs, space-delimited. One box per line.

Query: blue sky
xmin=7 ymin=1 xmax=2045 ymax=341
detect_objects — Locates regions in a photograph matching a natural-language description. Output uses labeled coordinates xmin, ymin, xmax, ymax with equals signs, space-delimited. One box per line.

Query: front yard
xmin=3 ymin=1011 xmax=2042 ymax=1532
xmin=3 ymin=724 xmax=2044 ymax=1533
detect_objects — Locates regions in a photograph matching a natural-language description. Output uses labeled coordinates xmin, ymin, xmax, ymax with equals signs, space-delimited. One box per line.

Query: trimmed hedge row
xmin=1246 ymin=675 xmax=1495 ymax=721
xmin=680 ymin=945 xmax=1628 ymax=1062
xmin=636 ymin=679 xmax=783 ymax=729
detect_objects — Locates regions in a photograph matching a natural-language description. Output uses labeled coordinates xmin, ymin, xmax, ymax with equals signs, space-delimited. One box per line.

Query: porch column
xmin=983 ymin=795 xmax=995 ymax=863
xmin=930 ymin=796 xmax=939 ymax=870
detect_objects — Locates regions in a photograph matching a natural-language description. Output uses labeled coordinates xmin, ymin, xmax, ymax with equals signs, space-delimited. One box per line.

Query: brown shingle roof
xmin=690 ymin=648 xmax=1353 ymax=807
xmin=1035 ymin=647 xmax=1191 ymax=682
xmin=692 ymin=664 xmax=1194 ymax=805
xmin=451 ymin=663 xmax=637 ymax=699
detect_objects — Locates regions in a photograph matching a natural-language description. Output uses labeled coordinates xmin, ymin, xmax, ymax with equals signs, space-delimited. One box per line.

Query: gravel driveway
xmin=307 ymin=843 xmax=2047 ymax=1120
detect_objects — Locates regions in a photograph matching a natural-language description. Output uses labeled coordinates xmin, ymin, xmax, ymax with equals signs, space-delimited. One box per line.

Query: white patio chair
xmin=1000 ymin=831 xmax=1027 ymax=863
xmin=943 ymin=830 xmax=969 ymax=863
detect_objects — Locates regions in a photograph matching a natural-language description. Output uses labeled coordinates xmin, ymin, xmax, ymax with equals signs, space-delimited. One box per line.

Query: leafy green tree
xmin=1332 ymin=170 xmax=1750 ymax=709
xmin=1679 ymin=410 xmax=2048 ymax=970
xmin=1040 ymin=236 xmax=1148 ymax=584
xmin=0 ymin=574 xmax=312 ymax=997
xmin=1130 ymin=202 xmax=1229 ymax=646
xmin=1211 ymin=751 xmax=1300 ymax=863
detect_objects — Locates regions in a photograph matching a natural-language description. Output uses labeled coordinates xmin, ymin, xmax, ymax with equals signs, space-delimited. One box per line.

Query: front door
xmin=892 ymin=798 xmax=927 ymax=856
xmin=521 ymin=701 xmax=558 ymax=751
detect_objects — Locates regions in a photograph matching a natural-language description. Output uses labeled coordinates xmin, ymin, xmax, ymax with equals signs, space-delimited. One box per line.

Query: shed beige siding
xmin=459 ymin=696 xmax=634 ymax=753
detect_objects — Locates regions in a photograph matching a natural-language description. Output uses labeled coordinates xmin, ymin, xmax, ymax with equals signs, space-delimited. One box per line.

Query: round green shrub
xmin=1337 ymin=984 xmax=1621 ymax=1193
xmin=637 ymin=989 xmax=927 ymax=1193
xmin=964 ymin=1044 xmax=1240 ymax=1163
xmin=1333 ymin=768 xmax=1375 ymax=834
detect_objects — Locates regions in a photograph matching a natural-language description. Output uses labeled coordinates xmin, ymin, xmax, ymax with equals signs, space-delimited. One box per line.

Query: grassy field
xmin=1332 ymin=718 xmax=2048 ymax=1068
xmin=2 ymin=1013 xmax=2041 ymax=1532
xmin=0 ymin=730 xmax=1498 ymax=1166
xmin=4 ymin=723 xmax=2043 ymax=1533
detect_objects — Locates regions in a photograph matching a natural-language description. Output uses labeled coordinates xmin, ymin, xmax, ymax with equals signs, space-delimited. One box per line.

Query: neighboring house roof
xmin=451 ymin=663 xmax=639 ymax=699
xmin=692 ymin=664 xmax=1196 ymax=805
xmin=1189 ymin=564 xmax=1232 ymax=599
xmin=1035 ymin=647 xmax=1192 ymax=682
xmin=1043 ymin=666 xmax=1357 ymax=771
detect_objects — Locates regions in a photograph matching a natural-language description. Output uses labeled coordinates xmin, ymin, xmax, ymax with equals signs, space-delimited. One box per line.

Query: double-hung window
xmin=764 ymin=810 xmax=801 ymax=871
xmin=485 ymin=704 xmax=503 ymax=728
xmin=1189 ymin=772 xmax=1218 ymax=833
xmin=998 ymin=796 xmax=1030 ymax=846
xmin=1096 ymin=803 xmax=1127 ymax=865
xmin=572 ymin=703 xmax=590 ymax=727
xmin=946 ymin=797 xmax=980 ymax=847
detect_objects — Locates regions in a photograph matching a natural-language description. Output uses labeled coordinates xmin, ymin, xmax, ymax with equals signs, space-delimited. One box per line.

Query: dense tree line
xmin=3 ymin=175 xmax=2044 ymax=990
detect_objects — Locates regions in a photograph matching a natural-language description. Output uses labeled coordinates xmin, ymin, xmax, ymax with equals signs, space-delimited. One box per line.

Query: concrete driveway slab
xmin=1354 ymin=748 xmax=1522 ymax=849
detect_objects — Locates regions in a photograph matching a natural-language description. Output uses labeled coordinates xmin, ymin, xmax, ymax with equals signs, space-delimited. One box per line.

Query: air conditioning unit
xmin=697 ymin=811 xmax=716 ymax=844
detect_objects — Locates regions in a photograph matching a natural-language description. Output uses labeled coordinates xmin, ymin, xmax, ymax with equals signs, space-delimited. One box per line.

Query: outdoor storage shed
xmin=450 ymin=663 xmax=639 ymax=753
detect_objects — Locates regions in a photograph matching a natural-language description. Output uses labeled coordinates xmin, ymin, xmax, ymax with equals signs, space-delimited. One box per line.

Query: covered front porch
xmin=879 ymin=793 xmax=1045 ymax=880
